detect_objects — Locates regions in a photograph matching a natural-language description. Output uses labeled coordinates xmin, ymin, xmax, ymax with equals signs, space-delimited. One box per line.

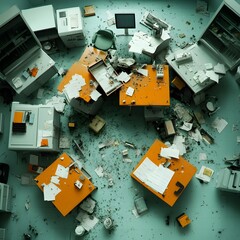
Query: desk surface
xmin=131 ymin=139 xmax=197 ymax=206
xmin=119 ymin=65 xmax=170 ymax=106
xmin=57 ymin=46 xmax=107 ymax=102
xmin=35 ymin=153 xmax=95 ymax=216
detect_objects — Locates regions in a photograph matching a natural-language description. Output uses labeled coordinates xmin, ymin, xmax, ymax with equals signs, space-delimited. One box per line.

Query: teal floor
xmin=0 ymin=0 xmax=240 ymax=240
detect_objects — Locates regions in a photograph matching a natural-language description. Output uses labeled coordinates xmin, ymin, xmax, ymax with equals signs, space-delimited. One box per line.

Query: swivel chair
xmin=92 ymin=29 xmax=116 ymax=51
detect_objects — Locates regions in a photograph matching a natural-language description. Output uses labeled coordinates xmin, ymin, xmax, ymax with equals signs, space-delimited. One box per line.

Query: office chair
xmin=92 ymin=29 xmax=116 ymax=51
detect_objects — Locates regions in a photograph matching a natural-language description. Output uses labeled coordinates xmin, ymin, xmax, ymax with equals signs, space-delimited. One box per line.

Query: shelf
xmin=219 ymin=12 xmax=240 ymax=32
xmin=0 ymin=35 xmax=33 ymax=62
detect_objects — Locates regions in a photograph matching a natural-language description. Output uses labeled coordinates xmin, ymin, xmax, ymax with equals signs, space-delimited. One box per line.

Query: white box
xmin=56 ymin=7 xmax=85 ymax=48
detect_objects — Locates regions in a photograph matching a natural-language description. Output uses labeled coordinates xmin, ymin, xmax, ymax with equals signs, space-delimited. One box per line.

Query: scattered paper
xmin=126 ymin=87 xmax=135 ymax=96
xmin=199 ymin=153 xmax=207 ymax=161
xmin=136 ymin=68 xmax=148 ymax=76
xmin=179 ymin=122 xmax=193 ymax=131
xmin=173 ymin=135 xmax=186 ymax=155
xmin=214 ymin=63 xmax=226 ymax=74
xmin=160 ymin=146 xmax=180 ymax=159
xmin=189 ymin=128 xmax=202 ymax=142
xmin=212 ymin=117 xmax=228 ymax=133
xmin=55 ymin=164 xmax=69 ymax=179
xmin=206 ymin=70 xmax=219 ymax=83
xmin=80 ymin=198 xmax=96 ymax=214
xmin=133 ymin=157 xmax=175 ymax=194
xmin=45 ymin=96 xmax=66 ymax=113
xmin=43 ymin=182 xmax=61 ymax=201
xmin=94 ymin=166 xmax=104 ymax=177
xmin=63 ymin=74 xmax=86 ymax=101
xmin=106 ymin=10 xmax=115 ymax=26
xmin=117 ymin=71 xmax=131 ymax=83
xmin=51 ymin=176 xmax=60 ymax=185
xmin=76 ymin=210 xmax=99 ymax=232
xmin=90 ymin=89 xmax=102 ymax=101
xmin=195 ymin=166 xmax=214 ymax=183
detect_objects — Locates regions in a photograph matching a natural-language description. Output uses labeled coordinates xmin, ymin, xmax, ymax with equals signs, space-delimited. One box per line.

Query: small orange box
xmin=177 ymin=213 xmax=191 ymax=227
xmin=41 ymin=139 xmax=49 ymax=147
xmin=172 ymin=76 xmax=186 ymax=90
xmin=30 ymin=67 xmax=38 ymax=77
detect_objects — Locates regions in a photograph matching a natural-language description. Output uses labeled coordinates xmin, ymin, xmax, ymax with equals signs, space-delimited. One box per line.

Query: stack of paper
xmin=63 ymin=74 xmax=86 ymax=102
xmin=133 ymin=157 xmax=175 ymax=194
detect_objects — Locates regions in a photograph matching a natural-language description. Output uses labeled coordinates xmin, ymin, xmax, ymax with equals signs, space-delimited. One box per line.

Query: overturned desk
xmin=35 ymin=153 xmax=95 ymax=216
xmin=131 ymin=139 xmax=197 ymax=206
xmin=119 ymin=65 xmax=170 ymax=106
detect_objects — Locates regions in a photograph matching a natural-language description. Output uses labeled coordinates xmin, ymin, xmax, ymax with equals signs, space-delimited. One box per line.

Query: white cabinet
xmin=8 ymin=102 xmax=60 ymax=152
xmin=166 ymin=0 xmax=240 ymax=94
xmin=0 ymin=6 xmax=58 ymax=96
xmin=56 ymin=7 xmax=85 ymax=48
xmin=0 ymin=183 xmax=12 ymax=213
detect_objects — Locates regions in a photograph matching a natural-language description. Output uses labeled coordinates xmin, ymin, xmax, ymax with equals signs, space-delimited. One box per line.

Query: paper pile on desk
xmin=63 ymin=74 xmax=86 ymax=102
xmin=133 ymin=157 xmax=174 ymax=194
xmin=160 ymin=145 xmax=180 ymax=159
xmin=43 ymin=182 xmax=61 ymax=201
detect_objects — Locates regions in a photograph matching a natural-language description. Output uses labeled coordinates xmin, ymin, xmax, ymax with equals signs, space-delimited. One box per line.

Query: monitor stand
xmin=116 ymin=28 xmax=133 ymax=36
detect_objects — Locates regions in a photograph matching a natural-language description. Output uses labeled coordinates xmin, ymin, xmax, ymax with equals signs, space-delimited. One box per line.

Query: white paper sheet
xmin=126 ymin=87 xmax=135 ymax=96
xmin=90 ymin=89 xmax=102 ymax=101
xmin=51 ymin=176 xmax=60 ymax=185
xmin=160 ymin=147 xmax=180 ymax=159
xmin=43 ymin=182 xmax=61 ymax=201
xmin=133 ymin=157 xmax=175 ymax=194
xmin=116 ymin=71 xmax=131 ymax=83
xmin=55 ymin=164 xmax=69 ymax=179
xmin=136 ymin=68 xmax=148 ymax=76
xmin=211 ymin=117 xmax=228 ymax=133
xmin=76 ymin=210 xmax=99 ymax=231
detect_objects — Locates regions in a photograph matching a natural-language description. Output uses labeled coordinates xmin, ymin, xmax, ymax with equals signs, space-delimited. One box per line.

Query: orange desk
xmin=131 ymin=139 xmax=197 ymax=206
xmin=57 ymin=46 xmax=107 ymax=102
xmin=35 ymin=153 xmax=95 ymax=216
xmin=119 ymin=65 xmax=170 ymax=106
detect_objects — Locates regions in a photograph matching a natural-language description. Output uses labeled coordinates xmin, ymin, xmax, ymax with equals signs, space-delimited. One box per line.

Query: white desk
xmin=129 ymin=30 xmax=171 ymax=59
xmin=8 ymin=102 xmax=60 ymax=152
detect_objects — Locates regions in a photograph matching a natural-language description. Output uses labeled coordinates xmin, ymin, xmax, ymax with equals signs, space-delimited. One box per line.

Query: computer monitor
xmin=115 ymin=13 xmax=136 ymax=36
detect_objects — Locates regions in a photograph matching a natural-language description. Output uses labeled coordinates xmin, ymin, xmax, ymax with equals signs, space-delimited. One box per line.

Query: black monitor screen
xmin=115 ymin=13 xmax=136 ymax=29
